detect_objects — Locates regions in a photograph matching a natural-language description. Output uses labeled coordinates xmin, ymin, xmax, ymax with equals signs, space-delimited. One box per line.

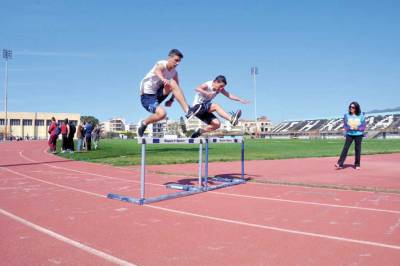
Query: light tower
xmin=3 ymin=49 xmax=12 ymax=141
xmin=251 ymin=66 xmax=258 ymax=137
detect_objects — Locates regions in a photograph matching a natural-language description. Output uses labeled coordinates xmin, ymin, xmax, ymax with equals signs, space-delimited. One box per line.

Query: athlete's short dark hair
xmin=168 ymin=49 xmax=184 ymax=59
xmin=214 ymin=75 xmax=227 ymax=85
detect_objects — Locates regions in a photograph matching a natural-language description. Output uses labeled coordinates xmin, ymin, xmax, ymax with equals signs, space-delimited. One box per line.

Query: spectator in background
xmin=82 ymin=121 xmax=87 ymax=150
xmin=92 ymin=125 xmax=101 ymax=150
xmin=84 ymin=121 xmax=93 ymax=151
xmin=335 ymin=101 xmax=366 ymax=170
xmin=61 ymin=118 xmax=70 ymax=153
xmin=76 ymin=122 xmax=84 ymax=152
xmin=47 ymin=117 xmax=58 ymax=153
xmin=68 ymin=121 xmax=76 ymax=153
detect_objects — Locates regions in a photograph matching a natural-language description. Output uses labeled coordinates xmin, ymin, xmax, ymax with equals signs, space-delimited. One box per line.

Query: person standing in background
xmin=47 ymin=117 xmax=58 ymax=153
xmin=61 ymin=118 xmax=70 ymax=153
xmin=335 ymin=102 xmax=366 ymax=170
xmin=76 ymin=122 xmax=84 ymax=152
xmin=84 ymin=121 xmax=93 ymax=151
xmin=92 ymin=125 xmax=101 ymax=150
xmin=68 ymin=121 xmax=76 ymax=153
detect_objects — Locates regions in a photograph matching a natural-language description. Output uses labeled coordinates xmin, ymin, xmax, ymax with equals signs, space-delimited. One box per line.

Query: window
xmin=47 ymin=120 xmax=52 ymax=126
xmin=10 ymin=119 xmax=20 ymax=126
xmin=0 ymin=119 xmax=4 ymax=125
xmin=35 ymin=120 xmax=45 ymax=126
xmin=23 ymin=119 xmax=32 ymax=126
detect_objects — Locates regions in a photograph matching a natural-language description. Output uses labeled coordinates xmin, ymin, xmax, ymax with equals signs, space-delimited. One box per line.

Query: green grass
xmin=57 ymin=138 xmax=400 ymax=166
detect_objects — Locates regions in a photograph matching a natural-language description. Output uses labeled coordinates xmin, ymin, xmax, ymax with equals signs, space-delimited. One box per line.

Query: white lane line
xmin=3 ymin=167 xmax=104 ymax=198
xmin=20 ymin=151 xmax=139 ymax=183
xmin=146 ymin=205 xmax=400 ymax=251
xmin=18 ymin=151 xmax=400 ymax=214
xmin=2 ymin=166 xmax=400 ymax=251
xmin=19 ymin=151 xmax=400 ymax=214
xmin=0 ymin=208 xmax=136 ymax=266
xmin=211 ymin=191 xmax=400 ymax=214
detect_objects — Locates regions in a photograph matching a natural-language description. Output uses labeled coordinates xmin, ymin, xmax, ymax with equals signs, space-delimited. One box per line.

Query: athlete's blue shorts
xmin=140 ymin=87 xmax=168 ymax=113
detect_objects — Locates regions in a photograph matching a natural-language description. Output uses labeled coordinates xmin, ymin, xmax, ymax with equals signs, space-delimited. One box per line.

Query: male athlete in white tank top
xmin=190 ymin=75 xmax=250 ymax=138
xmin=137 ymin=49 xmax=200 ymax=137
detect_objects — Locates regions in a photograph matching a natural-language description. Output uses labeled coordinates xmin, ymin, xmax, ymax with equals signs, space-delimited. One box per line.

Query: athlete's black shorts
xmin=194 ymin=102 xmax=217 ymax=125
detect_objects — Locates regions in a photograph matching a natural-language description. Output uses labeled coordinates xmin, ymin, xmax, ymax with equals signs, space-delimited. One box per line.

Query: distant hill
xmin=367 ymin=106 xmax=400 ymax=114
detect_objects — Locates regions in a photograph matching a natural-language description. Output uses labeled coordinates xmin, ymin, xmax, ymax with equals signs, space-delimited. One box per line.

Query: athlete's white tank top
xmin=192 ymin=81 xmax=219 ymax=105
xmin=140 ymin=60 xmax=177 ymax=94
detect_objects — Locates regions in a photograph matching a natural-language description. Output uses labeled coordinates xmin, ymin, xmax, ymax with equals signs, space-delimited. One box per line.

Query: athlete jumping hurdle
xmin=190 ymin=75 xmax=250 ymax=138
xmin=138 ymin=49 xmax=201 ymax=137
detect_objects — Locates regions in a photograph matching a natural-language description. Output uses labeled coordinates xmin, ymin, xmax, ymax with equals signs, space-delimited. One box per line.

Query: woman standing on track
xmin=335 ymin=101 xmax=366 ymax=170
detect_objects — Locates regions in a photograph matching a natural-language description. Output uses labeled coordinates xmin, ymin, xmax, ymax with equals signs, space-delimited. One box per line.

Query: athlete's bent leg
xmin=209 ymin=103 xmax=231 ymax=120
xmin=144 ymin=106 xmax=167 ymax=125
xmin=164 ymin=80 xmax=190 ymax=112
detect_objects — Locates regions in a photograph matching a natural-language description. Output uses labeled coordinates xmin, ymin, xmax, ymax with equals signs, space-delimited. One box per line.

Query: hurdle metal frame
xmin=107 ymin=137 xmax=245 ymax=205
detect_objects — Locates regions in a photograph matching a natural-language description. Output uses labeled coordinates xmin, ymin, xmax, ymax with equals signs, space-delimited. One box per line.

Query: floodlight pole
xmin=251 ymin=67 xmax=258 ymax=137
xmin=3 ymin=49 xmax=12 ymax=141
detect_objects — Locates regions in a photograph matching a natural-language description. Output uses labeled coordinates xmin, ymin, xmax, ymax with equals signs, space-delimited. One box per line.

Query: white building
xmin=240 ymin=116 xmax=273 ymax=135
xmin=0 ymin=112 xmax=80 ymax=140
xmin=101 ymin=118 xmax=126 ymax=133
xmin=127 ymin=123 xmax=138 ymax=133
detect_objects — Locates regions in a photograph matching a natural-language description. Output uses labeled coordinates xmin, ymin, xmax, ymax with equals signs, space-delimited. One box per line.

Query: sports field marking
xmin=0 ymin=208 xmax=136 ymax=266
xmin=211 ymin=191 xmax=400 ymax=214
xmin=40 ymin=148 xmax=400 ymax=195
xmin=18 ymin=151 xmax=400 ymax=214
xmin=2 ymin=166 xmax=400 ymax=251
xmin=146 ymin=205 xmax=400 ymax=251
xmin=3 ymin=167 xmax=105 ymax=198
xmin=144 ymin=169 xmax=400 ymax=195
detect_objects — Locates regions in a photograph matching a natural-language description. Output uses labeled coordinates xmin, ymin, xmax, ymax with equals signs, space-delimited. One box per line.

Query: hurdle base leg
xmin=107 ymin=193 xmax=144 ymax=205
xmin=202 ymin=178 xmax=246 ymax=191
xmin=108 ymin=178 xmax=246 ymax=205
xmin=108 ymin=188 xmax=204 ymax=205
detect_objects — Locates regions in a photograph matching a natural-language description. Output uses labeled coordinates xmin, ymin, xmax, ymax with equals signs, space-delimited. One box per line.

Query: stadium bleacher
xmin=268 ymin=113 xmax=400 ymax=139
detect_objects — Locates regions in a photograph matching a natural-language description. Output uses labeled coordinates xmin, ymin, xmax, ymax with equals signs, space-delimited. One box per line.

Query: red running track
xmin=0 ymin=141 xmax=399 ymax=265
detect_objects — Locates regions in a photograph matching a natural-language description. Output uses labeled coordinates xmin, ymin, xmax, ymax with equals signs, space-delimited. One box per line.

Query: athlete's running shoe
xmin=190 ymin=128 xmax=202 ymax=138
xmin=137 ymin=120 xmax=147 ymax=137
xmin=185 ymin=104 xmax=202 ymax=120
xmin=229 ymin=109 xmax=242 ymax=126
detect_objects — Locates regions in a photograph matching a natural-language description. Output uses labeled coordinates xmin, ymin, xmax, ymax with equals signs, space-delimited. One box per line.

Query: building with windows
xmin=185 ymin=117 xmax=207 ymax=132
xmin=0 ymin=112 xmax=80 ymax=140
xmin=100 ymin=118 xmax=126 ymax=133
xmin=184 ymin=115 xmax=272 ymax=136
xmin=127 ymin=123 xmax=138 ymax=133
xmin=240 ymin=116 xmax=273 ymax=136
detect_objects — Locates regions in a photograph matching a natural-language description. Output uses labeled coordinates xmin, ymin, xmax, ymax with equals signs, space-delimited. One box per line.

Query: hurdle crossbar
xmin=107 ymin=136 xmax=245 ymax=205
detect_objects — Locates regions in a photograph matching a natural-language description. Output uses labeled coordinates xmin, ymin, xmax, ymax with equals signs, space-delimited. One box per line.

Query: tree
xmin=179 ymin=116 xmax=187 ymax=136
xmin=81 ymin=116 xmax=100 ymax=126
xmin=185 ymin=129 xmax=195 ymax=137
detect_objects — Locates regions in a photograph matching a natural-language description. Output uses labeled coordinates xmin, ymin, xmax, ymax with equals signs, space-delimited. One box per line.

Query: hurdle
xmin=107 ymin=136 xmax=245 ymax=205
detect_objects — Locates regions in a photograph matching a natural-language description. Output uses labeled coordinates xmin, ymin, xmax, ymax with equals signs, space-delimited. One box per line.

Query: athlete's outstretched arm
xmin=221 ymin=89 xmax=250 ymax=104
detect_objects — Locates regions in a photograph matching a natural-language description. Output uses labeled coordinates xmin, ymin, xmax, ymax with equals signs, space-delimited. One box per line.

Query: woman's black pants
xmin=338 ymin=135 xmax=363 ymax=167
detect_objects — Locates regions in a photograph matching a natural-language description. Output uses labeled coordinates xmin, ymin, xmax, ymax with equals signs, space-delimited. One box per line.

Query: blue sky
xmin=1 ymin=0 xmax=399 ymax=124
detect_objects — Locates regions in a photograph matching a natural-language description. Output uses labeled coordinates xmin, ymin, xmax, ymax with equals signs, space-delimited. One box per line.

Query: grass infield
xmin=57 ymin=138 xmax=400 ymax=166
